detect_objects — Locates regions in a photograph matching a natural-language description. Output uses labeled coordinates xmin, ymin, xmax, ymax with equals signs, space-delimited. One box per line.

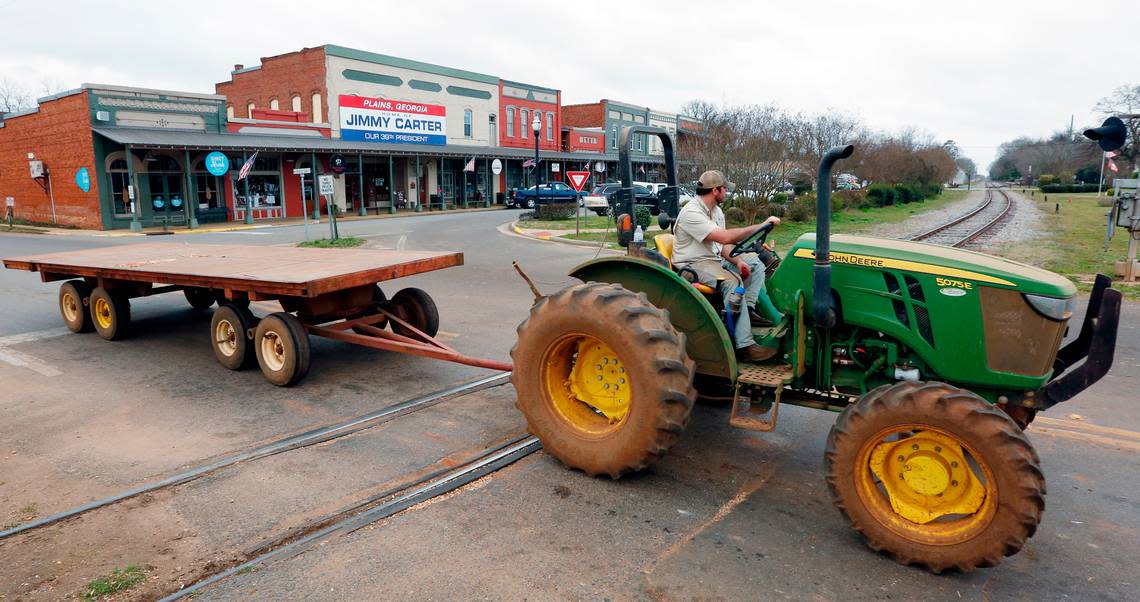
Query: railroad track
xmin=908 ymin=186 xmax=1014 ymax=247
xmin=0 ymin=372 xmax=511 ymax=540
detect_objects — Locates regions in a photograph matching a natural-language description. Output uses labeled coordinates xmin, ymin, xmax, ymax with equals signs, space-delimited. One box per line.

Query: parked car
xmin=581 ymin=183 xmax=659 ymax=216
xmin=509 ymin=182 xmax=579 ymax=208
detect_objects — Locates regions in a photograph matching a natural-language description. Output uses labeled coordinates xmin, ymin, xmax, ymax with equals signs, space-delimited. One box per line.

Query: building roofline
xmin=83 ymin=83 xmax=225 ymax=102
xmin=324 ymin=44 xmax=499 ymax=86
xmin=500 ymin=79 xmax=560 ymax=96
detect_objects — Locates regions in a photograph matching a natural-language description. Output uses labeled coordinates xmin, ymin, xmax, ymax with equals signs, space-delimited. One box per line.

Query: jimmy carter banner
xmin=339 ymin=95 xmax=447 ymax=145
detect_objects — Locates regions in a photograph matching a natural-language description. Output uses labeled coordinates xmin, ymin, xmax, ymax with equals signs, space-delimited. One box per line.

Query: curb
xmin=509 ymin=221 xmax=618 ymax=248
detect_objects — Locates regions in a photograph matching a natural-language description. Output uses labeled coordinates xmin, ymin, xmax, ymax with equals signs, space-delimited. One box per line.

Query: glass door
xmin=147 ymin=173 xmax=185 ymax=226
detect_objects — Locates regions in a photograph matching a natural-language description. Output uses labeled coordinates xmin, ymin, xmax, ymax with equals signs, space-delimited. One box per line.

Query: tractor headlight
xmin=1023 ymin=293 xmax=1075 ymax=321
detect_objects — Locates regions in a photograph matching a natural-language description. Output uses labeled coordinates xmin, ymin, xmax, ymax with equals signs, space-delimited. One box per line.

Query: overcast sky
xmin=0 ymin=0 xmax=1123 ymax=170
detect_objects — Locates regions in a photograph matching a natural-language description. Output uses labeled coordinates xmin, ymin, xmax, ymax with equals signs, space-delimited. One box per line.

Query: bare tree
xmin=0 ymin=77 xmax=32 ymax=114
xmin=1095 ymin=83 xmax=1140 ymax=170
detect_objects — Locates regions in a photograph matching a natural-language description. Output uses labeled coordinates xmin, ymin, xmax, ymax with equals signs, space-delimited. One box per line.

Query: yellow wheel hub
xmin=543 ymin=334 xmax=631 ymax=434
xmin=93 ymin=297 xmax=113 ymax=329
xmin=866 ymin=429 xmax=988 ymax=525
xmin=61 ymin=292 xmax=80 ymax=323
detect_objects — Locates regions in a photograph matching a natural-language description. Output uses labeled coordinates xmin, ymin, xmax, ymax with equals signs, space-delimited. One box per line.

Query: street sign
xmin=318 ymin=174 xmax=335 ymax=196
xmin=292 ymin=167 xmax=312 ymax=175
xmin=565 ymin=171 xmax=590 ymax=193
xmin=5 ymin=197 xmax=14 ymax=207
xmin=491 ymin=158 xmax=502 ymax=175
xmin=595 ymin=162 xmax=606 ymax=173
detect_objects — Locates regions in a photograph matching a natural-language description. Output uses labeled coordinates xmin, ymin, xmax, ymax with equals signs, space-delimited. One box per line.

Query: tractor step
xmin=730 ymin=363 xmax=793 ymax=432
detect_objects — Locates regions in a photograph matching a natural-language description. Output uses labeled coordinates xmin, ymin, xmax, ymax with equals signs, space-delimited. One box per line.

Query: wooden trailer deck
xmin=3 ymin=243 xmax=464 ymax=299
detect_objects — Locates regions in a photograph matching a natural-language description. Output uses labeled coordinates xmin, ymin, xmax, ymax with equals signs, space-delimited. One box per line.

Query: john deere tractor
xmin=512 ymin=126 xmax=1122 ymax=572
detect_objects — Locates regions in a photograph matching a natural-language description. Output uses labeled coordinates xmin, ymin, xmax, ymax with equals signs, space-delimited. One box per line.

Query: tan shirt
xmin=672 ymin=198 xmax=725 ymax=265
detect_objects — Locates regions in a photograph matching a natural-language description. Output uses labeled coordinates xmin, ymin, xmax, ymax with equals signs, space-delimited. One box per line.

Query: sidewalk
xmin=2 ymin=206 xmax=509 ymax=237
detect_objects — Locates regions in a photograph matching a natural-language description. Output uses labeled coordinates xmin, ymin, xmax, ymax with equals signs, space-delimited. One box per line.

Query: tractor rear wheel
xmin=511 ymin=282 xmax=696 ymax=478
xmin=825 ymin=381 xmax=1045 ymax=572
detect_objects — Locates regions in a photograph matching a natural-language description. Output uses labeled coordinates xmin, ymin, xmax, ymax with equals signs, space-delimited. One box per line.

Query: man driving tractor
xmin=671 ymin=170 xmax=784 ymax=362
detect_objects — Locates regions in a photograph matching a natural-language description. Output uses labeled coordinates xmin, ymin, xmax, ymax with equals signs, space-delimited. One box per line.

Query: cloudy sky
xmin=0 ymin=0 xmax=1123 ymax=169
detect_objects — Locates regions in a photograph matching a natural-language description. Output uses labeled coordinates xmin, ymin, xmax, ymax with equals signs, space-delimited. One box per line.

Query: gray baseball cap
xmin=698 ymin=170 xmax=735 ymax=192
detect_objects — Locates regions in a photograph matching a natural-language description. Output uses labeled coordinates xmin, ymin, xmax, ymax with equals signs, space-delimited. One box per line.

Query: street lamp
xmin=532 ymin=113 xmax=541 ymax=207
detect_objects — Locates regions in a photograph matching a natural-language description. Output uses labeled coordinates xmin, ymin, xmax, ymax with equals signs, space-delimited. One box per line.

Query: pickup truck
xmin=509 ymin=182 xmax=579 ymax=208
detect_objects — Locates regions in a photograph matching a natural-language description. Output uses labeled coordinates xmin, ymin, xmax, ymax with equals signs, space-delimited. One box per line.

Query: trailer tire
xmin=211 ymin=304 xmax=256 ymax=370
xmin=349 ymin=285 xmax=389 ymax=334
xmin=388 ymin=288 xmax=439 ymax=338
xmin=59 ymin=280 xmax=94 ymax=333
xmin=511 ymin=282 xmax=696 ymax=478
xmin=184 ymin=287 xmax=216 ymax=310
xmin=254 ymin=312 xmax=311 ymax=387
xmin=825 ymin=381 xmax=1045 ymax=573
xmin=90 ymin=287 xmax=131 ymax=341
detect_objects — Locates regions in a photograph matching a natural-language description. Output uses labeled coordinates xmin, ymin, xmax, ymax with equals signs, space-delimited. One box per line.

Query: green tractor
xmin=511 ymin=126 xmax=1122 ymax=572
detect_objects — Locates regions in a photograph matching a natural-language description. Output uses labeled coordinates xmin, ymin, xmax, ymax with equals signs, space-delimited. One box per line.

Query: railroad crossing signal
xmin=565 ymin=171 xmax=590 ymax=193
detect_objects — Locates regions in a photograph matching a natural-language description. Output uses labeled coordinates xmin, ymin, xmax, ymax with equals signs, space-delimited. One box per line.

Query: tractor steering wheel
xmin=729 ymin=222 xmax=775 ymax=257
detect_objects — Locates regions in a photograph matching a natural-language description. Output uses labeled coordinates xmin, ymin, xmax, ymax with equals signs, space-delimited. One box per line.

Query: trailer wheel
xmin=59 ymin=280 xmax=94 ymax=333
xmin=825 ymin=381 xmax=1045 ymax=573
xmin=511 ymin=282 xmax=696 ymax=478
xmin=388 ymin=288 xmax=439 ymax=338
xmin=90 ymin=287 xmax=131 ymax=341
xmin=184 ymin=287 xmax=216 ymax=310
xmin=211 ymin=304 xmax=256 ymax=370
xmin=254 ymin=312 xmax=311 ymax=387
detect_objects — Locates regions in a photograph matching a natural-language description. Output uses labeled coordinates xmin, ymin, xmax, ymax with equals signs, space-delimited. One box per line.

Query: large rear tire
xmin=511 ymin=282 xmax=696 ymax=478
xmin=825 ymin=381 xmax=1045 ymax=572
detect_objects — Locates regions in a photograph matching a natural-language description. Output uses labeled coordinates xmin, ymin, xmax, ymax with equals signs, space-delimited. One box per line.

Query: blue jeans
xmin=720 ymin=254 xmax=766 ymax=349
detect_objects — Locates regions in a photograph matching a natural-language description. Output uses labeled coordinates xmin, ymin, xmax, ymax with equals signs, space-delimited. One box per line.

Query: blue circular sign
xmin=75 ymin=167 xmax=91 ymax=192
xmin=205 ymin=152 xmax=230 ymax=176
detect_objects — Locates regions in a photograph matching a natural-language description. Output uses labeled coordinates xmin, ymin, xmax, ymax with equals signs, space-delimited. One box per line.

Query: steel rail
xmin=953 ymin=187 xmax=1013 ymax=248
xmin=908 ymin=188 xmax=994 ymax=242
xmin=0 ymin=372 xmax=510 ymax=540
xmin=159 ymin=434 xmax=542 ymax=601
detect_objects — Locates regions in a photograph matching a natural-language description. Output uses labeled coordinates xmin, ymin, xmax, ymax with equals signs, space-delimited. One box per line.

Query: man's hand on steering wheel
xmin=730 ymin=216 xmax=780 ymax=258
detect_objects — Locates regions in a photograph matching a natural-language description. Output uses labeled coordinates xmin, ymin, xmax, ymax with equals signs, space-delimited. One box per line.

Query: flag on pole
xmin=582 ymin=161 xmax=591 ymax=171
xmin=237 ymin=152 xmax=259 ymax=181
xmin=522 ymin=158 xmax=536 ymax=169
xmin=463 ymin=157 xmax=476 ymax=172
xmin=638 ymin=164 xmax=645 ymax=175
xmin=1108 ymin=159 xmax=1119 ymax=173
xmin=1106 ymin=151 xmax=1117 ymax=158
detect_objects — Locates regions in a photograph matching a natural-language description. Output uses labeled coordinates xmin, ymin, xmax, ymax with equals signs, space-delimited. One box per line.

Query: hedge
xmin=1039 ymin=183 xmax=1103 ymax=193
xmin=535 ymin=203 xmax=577 ymax=220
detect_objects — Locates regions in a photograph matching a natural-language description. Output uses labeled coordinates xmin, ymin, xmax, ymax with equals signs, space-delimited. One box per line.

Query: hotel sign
xmin=339 ymin=94 xmax=446 ymax=145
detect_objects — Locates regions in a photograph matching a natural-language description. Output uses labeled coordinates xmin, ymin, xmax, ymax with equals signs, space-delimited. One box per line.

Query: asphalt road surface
xmin=1 ymin=210 xmax=1137 ymax=601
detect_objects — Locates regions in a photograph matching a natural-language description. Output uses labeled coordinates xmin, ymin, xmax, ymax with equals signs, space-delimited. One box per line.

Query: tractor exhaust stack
xmin=813 ymin=144 xmax=855 ymax=328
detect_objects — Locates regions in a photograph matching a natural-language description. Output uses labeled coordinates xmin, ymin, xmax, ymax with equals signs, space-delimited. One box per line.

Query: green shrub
xmin=786 ymin=197 xmax=815 ymax=222
xmin=765 ymin=202 xmax=786 ymax=218
xmin=1040 ymin=183 xmax=1102 ymax=194
xmin=1107 ymin=187 xmax=1114 ymax=196
xmin=769 ymin=192 xmax=789 ymax=205
xmin=833 ymin=190 xmax=865 ymax=212
xmin=894 ymin=183 xmax=924 ymax=204
xmin=866 ymin=183 xmax=896 ymax=207
xmin=725 ymin=206 xmax=746 ymax=224
xmin=926 ymin=183 xmax=942 ymax=198
xmin=1038 ymin=174 xmax=1057 ymax=186
xmin=635 ymin=206 xmax=651 ymax=230
xmin=536 ymin=203 xmax=576 ymax=220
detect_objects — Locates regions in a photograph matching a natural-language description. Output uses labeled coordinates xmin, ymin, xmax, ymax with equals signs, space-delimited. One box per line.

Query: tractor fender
xmin=569 ymin=257 xmax=737 ymax=379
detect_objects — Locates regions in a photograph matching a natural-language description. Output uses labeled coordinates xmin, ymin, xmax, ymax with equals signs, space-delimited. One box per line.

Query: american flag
xmin=522 ymin=158 xmax=536 ymax=169
xmin=1106 ymin=151 xmax=1117 ymax=158
xmin=463 ymin=157 xmax=476 ymax=172
xmin=237 ymin=152 xmax=259 ymax=181
xmin=1108 ymin=159 xmax=1119 ymax=173
xmin=638 ymin=164 xmax=645 ymax=175
xmin=582 ymin=161 xmax=591 ymax=171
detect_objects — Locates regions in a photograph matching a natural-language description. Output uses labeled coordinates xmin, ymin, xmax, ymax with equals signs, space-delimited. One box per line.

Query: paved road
xmin=0 ymin=211 xmax=1137 ymax=600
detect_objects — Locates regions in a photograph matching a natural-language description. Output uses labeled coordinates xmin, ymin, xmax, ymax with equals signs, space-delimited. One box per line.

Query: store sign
xmin=75 ymin=167 xmax=91 ymax=192
xmin=339 ymin=94 xmax=446 ymax=145
xmin=205 ymin=152 xmax=230 ymax=176
xmin=491 ymin=159 xmax=502 ymax=175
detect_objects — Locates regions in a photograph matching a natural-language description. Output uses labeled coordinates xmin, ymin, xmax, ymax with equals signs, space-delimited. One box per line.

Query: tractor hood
xmin=791 ymin=234 xmax=1076 ymax=298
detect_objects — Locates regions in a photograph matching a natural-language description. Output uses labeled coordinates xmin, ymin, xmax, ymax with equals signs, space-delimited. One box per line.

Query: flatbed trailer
xmin=3 ymin=243 xmax=511 ymax=385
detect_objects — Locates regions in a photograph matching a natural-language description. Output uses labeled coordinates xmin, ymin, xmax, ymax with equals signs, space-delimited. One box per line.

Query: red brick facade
xmin=498 ymin=82 xmax=561 ymax=151
xmin=226 ymin=108 xmax=331 ymax=137
xmin=215 ymin=47 xmax=329 ymax=123
xmin=563 ymin=128 xmax=606 ymax=154
xmin=561 ymin=102 xmax=605 ymax=129
xmin=0 ymin=91 xmax=100 ymax=228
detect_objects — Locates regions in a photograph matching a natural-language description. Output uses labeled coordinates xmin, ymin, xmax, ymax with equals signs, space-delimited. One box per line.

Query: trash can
xmin=495 ymin=192 xmax=505 ymax=205
xmin=429 ymin=194 xmax=441 ymax=211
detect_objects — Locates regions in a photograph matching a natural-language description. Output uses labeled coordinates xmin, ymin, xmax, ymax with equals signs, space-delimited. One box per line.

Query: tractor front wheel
xmin=825 ymin=381 xmax=1045 ymax=572
xmin=511 ymin=282 xmax=696 ymax=478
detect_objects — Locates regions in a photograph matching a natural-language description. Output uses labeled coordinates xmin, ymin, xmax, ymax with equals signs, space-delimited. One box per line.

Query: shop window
xmin=226 ymin=105 xmax=234 ymax=119
xmin=311 ymin=92 xmax=323 ymax=123
xmin=521 ymin=109 xmax=529 ymax=137
xmin=246 ymin=102 xmax=254 ymax=118
xmin=464 ymin=109 xmax=472 ymax=138
xmin=546 ymin=113 xmax=553 ymax=141
xmin=506 ymin=107 xmax=514 ymax=138
xmin=609 ymin=110 xmax=621 ymax=119
xmin=105 ymin=157 xmax=132 ymax=217
xmin=489 ymin=115 xmax=497 ymax=146
xmin=291 ymin=95 xmax=301 ymax=112
xmin=270 ymin=98 xmax=279 ymax=110
xmin=611 ymin=128 xmax=617 ymax=149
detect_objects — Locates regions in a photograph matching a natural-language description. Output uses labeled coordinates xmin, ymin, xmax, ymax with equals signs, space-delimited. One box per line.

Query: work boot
xmin=748 ymin=307 xmax=774 ymax=327
xmin=736 ymin=343 xmax=778 ymax=362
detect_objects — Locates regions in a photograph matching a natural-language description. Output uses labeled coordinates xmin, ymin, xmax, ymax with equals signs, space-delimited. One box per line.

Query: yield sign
xmin=565 ymin=171 xmax=590 ymax=192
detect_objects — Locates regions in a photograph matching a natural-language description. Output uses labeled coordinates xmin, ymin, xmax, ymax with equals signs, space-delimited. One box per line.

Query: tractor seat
xmin=654 ymin=233 xmax=717 ymax=295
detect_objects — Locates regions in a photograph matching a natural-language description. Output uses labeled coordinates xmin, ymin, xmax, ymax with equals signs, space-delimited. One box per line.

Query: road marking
xmin=1031 ymin=416 xmax=1140 ymax=452
xmin=1034 ymin=416 xmax=1140 ymax=442
xmin=0 ymin=327 xmax=69 ymax=376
